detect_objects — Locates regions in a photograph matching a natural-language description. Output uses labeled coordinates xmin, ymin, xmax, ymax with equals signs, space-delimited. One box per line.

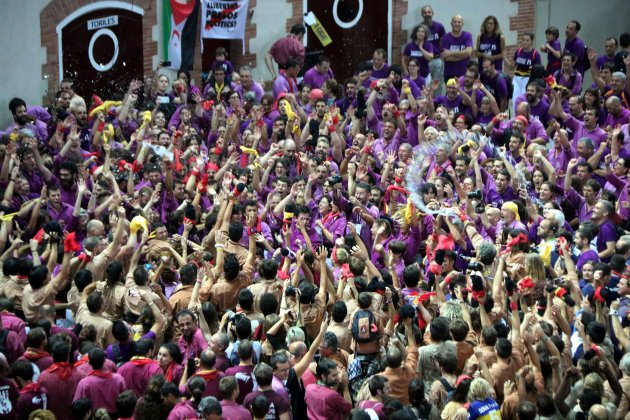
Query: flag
xmin=164 ymin=0 xmax=200 ymax=70
xmin=200 ymin=0 xmax=248 ymax=51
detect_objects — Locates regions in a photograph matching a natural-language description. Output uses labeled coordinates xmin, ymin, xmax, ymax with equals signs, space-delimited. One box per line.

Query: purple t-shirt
xmin=303 ymin=66 xmax=334 ymax=89
xmin=442 ymin=31 xmax=473 ymax=78
xmin=513 ymin=48 xmax=541 ymax=75
xmin=576 ymin=249 xmax=600 ymax=271
xmin=564 ymin=37 xmax=586 ymax=74
xmin=596 ymin=54 xmax=615 ymax=70
xmin=426 ymin=21 xmax=447 ymax=55
xmin=546 ymin=39 xmax=562 ymax=74
xmin=403 ymin=41 xmax=434 ymax=77
xmin=370 ymin=63 xmax=391 ymax=79
xmin=478 ymin=35 xmax=503 ymax=70
xmin=434 ymin=94 xmax=466 ymax=114
xmin=596 ymin=220 xmax=618 ymax=262
xmin=481 ymin=72 xmax=509 ymax=100
xmin=243 ymin=389 xmax=290 ymax=420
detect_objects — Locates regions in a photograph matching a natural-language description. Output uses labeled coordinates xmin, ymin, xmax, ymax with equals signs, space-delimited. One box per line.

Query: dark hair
xmin=228 ymin=221 xmax=244 ymax=242
xmin=403 ymin=265 xmax=420 ymax=288
xmin=429 ymin=317 xmax=450 ymax=342
xmin=88 ymin=347 xmax=106 ymax=370
xmin=160 ymin=342 xmax=183 ymax=365
xmin=27 ymin=327 xmax=47 ymax=349
xmin=496 ymin=337 xmax=513 ymax=358
xmin=86 ymin=292 xmax=104 ymax=314
xmin=179 ymin=263 xmax=197 ymax=286
xmin=254 ymin=362 xmax=274 ymax=386
xmin=188 ymin=375 xmax=207 ymax=402
xmin=161 ymin=381 xmax=182 ymax=398
xmin=116 ymin=391 xmax=138 ymax=418
xmin=2 ymin=258 xmax=18 ymax=277
xmin=224 ymin=253 xmax=241 ymax=281
xmin=259 ymin=259 xmax=278 ymax=280
xmin=290 ymin=24 xmax=306 ymax=36
xmin=8 ymin=98 xmax=26 ymax=115
xmin=237 ymin=339 xmax=254 ymax=361
xmin=238 ymin=288 xmax=254 ymax=311
xmin=332 ymin=301 xmax=347 ymax=323
xmin=252 ymin=394 xmax=270 ymax=418
xmin=28 ymin=266 xmax=49 ymax=290
xmin=316 ymin=358 xmax=338 ymax=381
xmin=51 ymin=341 xmax=71 ymax=363
xmin=260 ymin=293 xmax=278 ymax=316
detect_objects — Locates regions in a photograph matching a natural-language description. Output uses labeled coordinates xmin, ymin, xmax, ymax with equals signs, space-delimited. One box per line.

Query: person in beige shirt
xmin=201 ymin=234 xmax=256 ymax=315
xmin=287 ymin=248 xmax=329 ymax=342
xmin=247 ymin=259 xmax=284 ymax=314
xmin=326 ymin=301 xmax=352 ymax=353
xmin=84 ymin=207 xmax=127 ymax=284
xmin=380 ymin=316 xmax=418 ymax=405
xmin=75 ymin=283 xmax=115 ymax=350
xmin=168 ymin=263 xmax=198 ymax=316
xmin=96 ymin=261 xmax=126 ymax=321
xmin=22 ymin=246 xmax=73 ymax=324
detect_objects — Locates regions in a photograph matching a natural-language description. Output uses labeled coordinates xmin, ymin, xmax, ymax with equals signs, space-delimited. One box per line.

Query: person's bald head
xmin=386 ymin=346 xmax=402 ymax=368
xmin=588 ymin=404 xmax=608 ymax=420
xmin=86 ymin=219 xmax=105 ymax=237
xmin=288 ymin=342 xmax=307 ymax=363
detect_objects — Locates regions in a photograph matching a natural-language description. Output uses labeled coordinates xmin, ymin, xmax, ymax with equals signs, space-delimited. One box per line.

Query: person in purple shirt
xmin=116 ymin=338 xmax=162 ymax=398
xmin=234 ymin=66 xmax=265 ymax=103
xmin=402 ymin=24 xmax=434 ymax=78
xmin=46 ymin=183 xmax=81 ymax=232
xmin=511 ymin=33 xmax=541 ymax=106
xmin=481 ymin=58 xmax=509 ymax=111
xmin=369 ymin=48 xmax=390 ymax=80
xmin=289 ymin=206 xmax=322 ymax=253
xmin=604 ymin=96 xmax=630 ymax=128
xmin=6 ymin=98 xmax=49 ymax=143
xmin=593 ymin=200 xmax=620 ymax=262
xmin=549 ymin=90 xmax=607 ymax=148
xmin=241 ymin=200 xmax=273 ymax=248
xmin=553 ymin=52 xmax=583 ymax=95
xmin=574 ymin=228 xmax=600 ymax=271
xmin=421 ymin=5 xmax=446 ymax=93
xmin=303 ymin=56 xmax=334 ymax=89
xmin=596 ymin=37 xmax=618 ymax=70
xmin=563 ymin=20 xmax=586 ymax=74
xmin=476 ymin=16 xmax=505 ymax=71
xmin=272 ymin=59 xmax=300 ymax=100
xmin=541 ymin=26 xmax=562 ymax=74
xmin=441 ymin=15 xmax=473 ymax=81
xmin=432 ymin=79 xmax=471 ymax=115
xmin=314 ymin=194 xmax=346 ymax=249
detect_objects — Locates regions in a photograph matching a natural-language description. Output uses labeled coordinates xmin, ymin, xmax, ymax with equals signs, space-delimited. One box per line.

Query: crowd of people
xmin=1 ymin=4 xmax=630 ymax=420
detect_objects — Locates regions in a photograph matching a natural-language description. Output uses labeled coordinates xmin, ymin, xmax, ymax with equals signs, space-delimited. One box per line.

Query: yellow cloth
xmin=130 ymin=216 xmax=149 ymax=234
xmin=0 ymin=212 xmax=18 ymax=222
xmin=502 ymin=202 xmax=520 ymax=221
xmin=88 ymin=101 xmax=122 ymax=117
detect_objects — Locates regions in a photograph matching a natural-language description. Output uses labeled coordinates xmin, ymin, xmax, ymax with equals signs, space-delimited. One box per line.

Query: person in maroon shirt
xmin=0 ymin=298 xmax=26 ymax=344
xmin=199 ymin=396 xmax=225 ymax=420
xmin=225 ymin=339 xmax=256 ymax=404
xmin=117 ymin=338 xmax=162 ymax=397
xmin=38 ymin=340 xmax=85 ymax=420
xmin=181 ymin=349 xmax=224 ymax=398
xmin=0 ymin=354 xmax=19 ymax=420
xmin=0 ymin=316 xmax=23 ymax=365
xmin=11 ymin=360 xmax=49 ymax=420
xmin=17 ymin=328 xmax=52 ymax=379
xmin=162 ymin=381 xmax=197 ymax=420
xmin=73 ymin=347 xmax=127 ymax=415
xmin=242 ymin=363 xmax=290 ymax=420
xmin=115 ymin=391 xmax=137 ymax=420
xmin=219 ymin=376 xmax=252 ymax=420
xmin=304 ymin=358 xmax=352 ymax=420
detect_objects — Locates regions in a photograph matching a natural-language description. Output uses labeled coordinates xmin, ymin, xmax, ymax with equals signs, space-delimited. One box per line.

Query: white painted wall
xmin=535 ymin=0 xmax=630 ymax=86
xmin=0 ymin=0 xmax=50 ymax=130
xmin=247 ymin=0 xmax=292 ymax=83
xmin=402 ymin=1 xmax=520 ymax=55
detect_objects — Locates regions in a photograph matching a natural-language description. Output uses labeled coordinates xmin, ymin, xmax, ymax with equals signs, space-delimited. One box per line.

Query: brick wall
xmin=392 ymin=0 xmax=409 ymax=65
xmin=506 ymin=0 xmax=537 ymax=61
xmin=40 ymin=0 xmax=158 ymax=104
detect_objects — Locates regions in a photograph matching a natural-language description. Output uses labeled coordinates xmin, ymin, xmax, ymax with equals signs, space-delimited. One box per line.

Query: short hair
xmin=199 ymin=350 xmax=216 ymax=369
xmin=10 ymin=360 xmax=34 ymax=382
xmin=386 ymin=346 xmax=403 ymax=368
xmin=429 ymin=317 xmax=450 ymax=342
xmin=88 ymin=347 xmax=106 ymax=370
xmin=517 ymin=400 xmax=537 ymax=420
xmin=270 ymin=352 xmax=289 ymax=371
xmin=251 ymin=394 xmax=270 ymax=418
xmin=468 ymin=378 xmax=492 ymax=401
xmin=403 ymin=265 xmax=421 ymax=288
xmin=316 ymin=358 xmax=338 ymax=381
xmin=116 ymin=391 xmax=137 ymax=418
xmin=51 ymin=341 xmax=71 ymax=363
xmin=481 ymin=326 xmax=498 ymax=346
xmin=27 ymin=328 xmax=47 ymax=349
xmin=368 ymin=375 xmax=388 ymax=397
xmin=286 ymin=326 xmax=305 ymax=344
xmin=259 ymin=259 xmax=278 ymax=280
xmin=8 ymin=98 xmax=26 ymax=115
xmin=28 ymin=266 xmax=49 ymax=290
xmin=254 ymin=363 xmax=274 ymax=386
xmin=496 ymin=337 xmax=513 ymax=358
xmin=238 ymin=288 xmax=254 ymax=310
xmin=223 ymin=253 xmax=241 ymax=281
xmin=260 ymin=293 xmax=278 ymax=316
xmin=332 ymin=301 xmax=347 ymax=323
xmin=545 ymin=26 xmax=559 ymax=38
xmin=322 ymin=332 xmax=338 ymax=351
xmin=290 ymin=24 xmax=306 ymax=36
xmin=86 ymin=292 xmax=104 ymax=313
xmin=449 ymin=318 xmax=469 ymax=341
xmin=219 ymin=376 xmax=238 ymax=400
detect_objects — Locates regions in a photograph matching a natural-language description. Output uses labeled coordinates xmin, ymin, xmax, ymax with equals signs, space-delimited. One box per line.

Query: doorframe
xmin=302 ymin=0 xmax=393 ymax=62
xmin=56 ymin=1 xmax=145 ymax=81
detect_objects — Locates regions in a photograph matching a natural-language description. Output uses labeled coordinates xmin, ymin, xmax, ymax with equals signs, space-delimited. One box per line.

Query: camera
xmin=468 ymin=261 xmax=484 ymax=272
xmin=467 ymin=189 xmax=483 ymax=200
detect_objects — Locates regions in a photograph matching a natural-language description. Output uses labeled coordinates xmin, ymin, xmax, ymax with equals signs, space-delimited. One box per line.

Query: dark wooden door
xmin=61 ymin=8 xmax=143 ymax=99
xmin=305 ymin=0 xmax=390 ymax=82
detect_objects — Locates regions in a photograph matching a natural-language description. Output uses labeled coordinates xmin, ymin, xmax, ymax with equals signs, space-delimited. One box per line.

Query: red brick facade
xmin=506 ymin=0 xmax=537 ymax=60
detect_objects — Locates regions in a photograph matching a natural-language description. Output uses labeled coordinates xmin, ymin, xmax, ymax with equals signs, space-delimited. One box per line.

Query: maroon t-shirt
xmin=225 ymin=365 xmax=256 ymax=404
xmin=243 ymin=389 xmax=290 ymax=420
xmin=17 ymin=383 xmax=48 ymax=420
xmin=0 ymin=377 xmax=19 ymax=420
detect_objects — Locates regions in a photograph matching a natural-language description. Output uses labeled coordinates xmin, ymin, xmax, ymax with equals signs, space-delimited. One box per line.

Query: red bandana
xmin=46 ymin=362 xmax=74 ymax=381
xmin=89 ymin=370 xmax=113 ymax=380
